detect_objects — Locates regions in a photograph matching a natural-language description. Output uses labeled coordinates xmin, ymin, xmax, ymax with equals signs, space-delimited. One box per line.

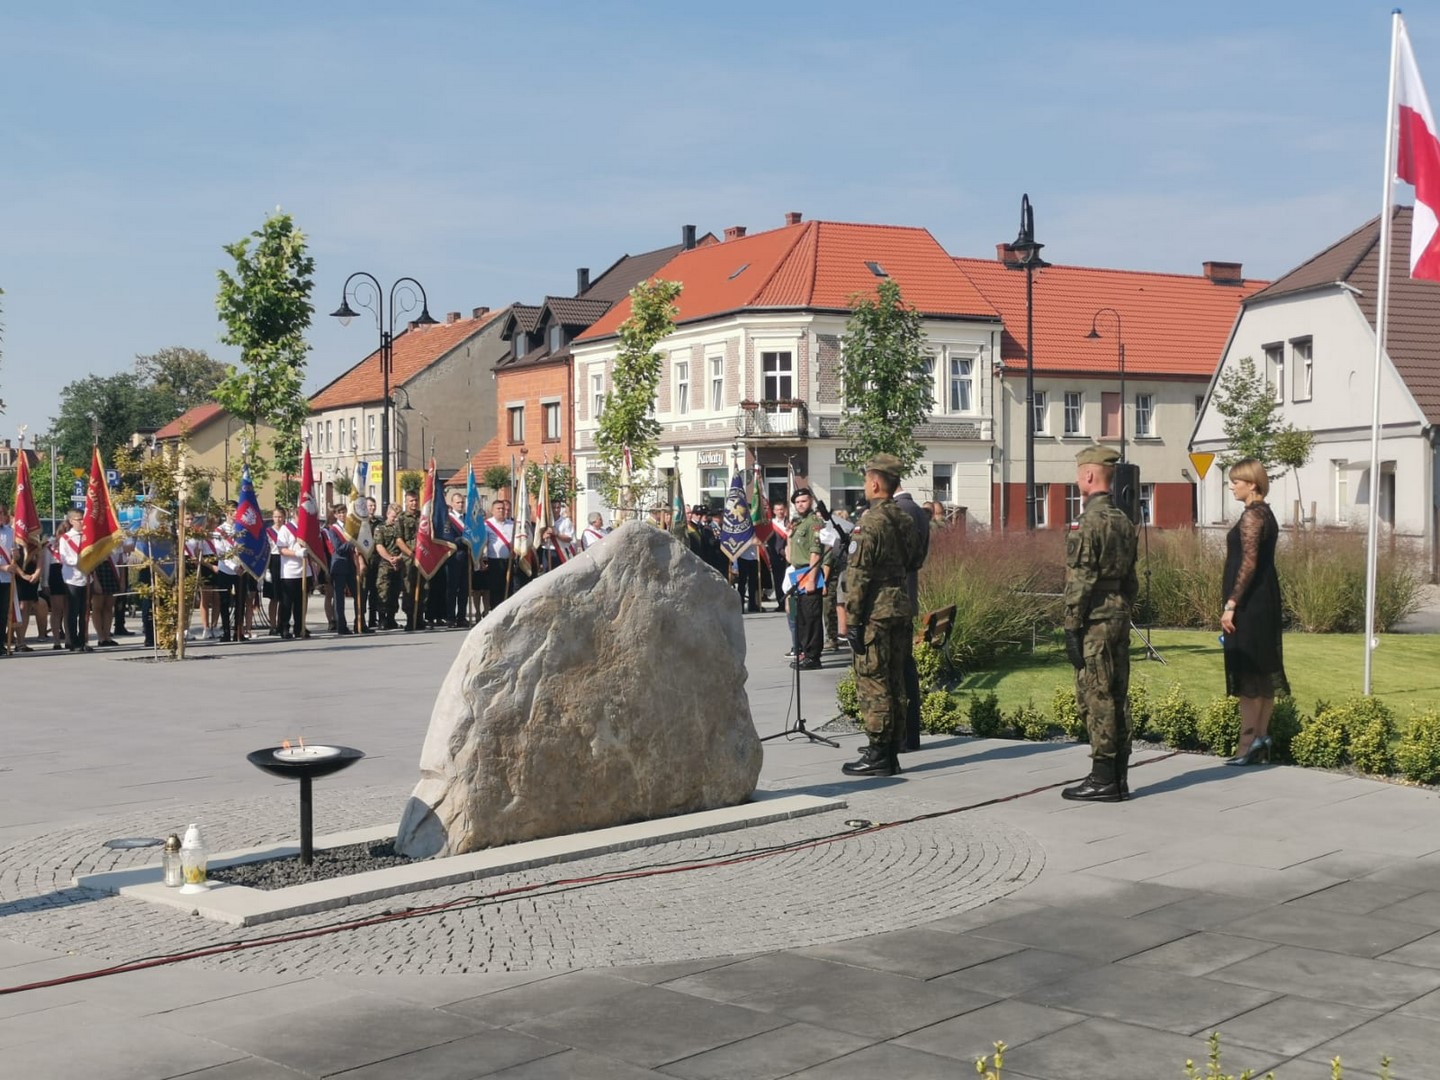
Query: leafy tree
xmin=135 ymin=346 xmax=227 ymax=415
xmin=1212 ymin=355 xmax=1308 ymax=479
xmin=0 ymin=448 xmax=59 ymax=522
xmin=213 ymin=210 xmax=315 ymax=480
xmin=50 ymin=371 xmax=174 ymax=465
xmin=1274 ymin=426 xmax=1316 ymax=523
xmin=593 ymin=279 xmax=682 ymax=511
xmin=397 ymin=469 xmax=424 ymax=495
xmin=482 ymin=463 xmax=512 ymax=493
xmin=836 ymin=278 xmax=931 ymax=475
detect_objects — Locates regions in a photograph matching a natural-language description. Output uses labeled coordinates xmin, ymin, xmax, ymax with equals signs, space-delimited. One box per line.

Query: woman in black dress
xmin=1220 ymin=458 xmax=1290 ymax=764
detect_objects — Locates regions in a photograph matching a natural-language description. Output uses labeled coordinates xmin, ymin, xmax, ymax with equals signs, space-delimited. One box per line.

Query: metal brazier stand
xmin=247 ymin=745 xmax=365 ymax=865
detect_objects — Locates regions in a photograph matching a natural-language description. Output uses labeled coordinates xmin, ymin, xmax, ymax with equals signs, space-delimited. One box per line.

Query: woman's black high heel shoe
xmin=1226 ymin=735 xmax=1272 ymax=766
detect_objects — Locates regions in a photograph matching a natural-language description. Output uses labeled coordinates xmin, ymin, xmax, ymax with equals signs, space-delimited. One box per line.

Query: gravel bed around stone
xmin=208 ymin=838 xmax=420 ymax=889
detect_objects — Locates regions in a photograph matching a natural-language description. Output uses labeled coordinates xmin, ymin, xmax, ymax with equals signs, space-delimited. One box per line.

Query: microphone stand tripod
xmin=761 ymin=580 xmax=839 ymax=748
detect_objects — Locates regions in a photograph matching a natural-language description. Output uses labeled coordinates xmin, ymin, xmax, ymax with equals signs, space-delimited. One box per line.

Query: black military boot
xmin=842 ymin=741 xmax=899 ymax=777
xmin=1116 ymin=755 xmax=1130 ymax=800
xmin=1061 ymin=759 xmax=1122 ymax=802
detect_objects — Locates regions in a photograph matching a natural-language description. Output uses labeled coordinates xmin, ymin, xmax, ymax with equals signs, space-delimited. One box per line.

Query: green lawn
xmin=955 ymin=630 xmax=1440 ymax=717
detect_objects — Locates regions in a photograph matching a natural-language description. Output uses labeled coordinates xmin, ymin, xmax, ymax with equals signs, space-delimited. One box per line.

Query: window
xmin=701 ymin=467 xmax=727 ymax=505
xmin=762 ymin=350 xmax=793 ymax=402
xmin=675 ymin=360 xmax=690 ymax=414
xmin=1034 ymin=483 xmax=1050 ymax=527
xmin=350 ymin=418 xmax=357 ymax=452
xmin=1101 ymin=392 xmax=1121 ymax=439
xmin=1335 ymin=460 xmax=1350 ymax=520
xmin=948 ymin=354 xmax=973 ymax=412
xmin=549 ymin=324 xmax=562 ymax=352
xmin=1032 ymin=390 xmax=1048 ymax=434
xmin=543 ymin=402 xmax=561 ymax=442
xmin=1134 ymin=393 xmax=1154 ymax=437
xmin=830 ymin=467 xmax=867 ymax=515
xmin=922 ymin=354 xmax=938 ymax=411
xmin=367 ymin=415 xmax=376 ymax=450
xmin=932 ymin=463 xmax=952 ymax=504
xmin=513 ymin=332 xmax=528 ymax=359
xmin=508 ymin=406 xmax=524 ymax=444
xmin=709 ymin=357 xmax=724 ymax=412
xmin=1065 ymin=484 xmax=1082 ymax=525
xmin=592 ymin=373 xmax=605 ymax=418
xmin=339 ymin=420 xmax=347 ymax=452
xmin=326 ymin=420 xmax=334 ymax=452
xmin=1063 ymin=392 xmax=1083 ymax=436
xmin=1195 ymin=394 xmax=1205 ymax=414
xmin=1293 ymin=337 xmax=1314 ymax=400
xmin=1138 ymin=483 xmax=1155 ymax=526
xmin=1264 ymin=343 xmax=1284 ymax=404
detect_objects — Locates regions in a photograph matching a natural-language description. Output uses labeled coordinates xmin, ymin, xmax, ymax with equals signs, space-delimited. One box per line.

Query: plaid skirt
xmin=93 ymin=559 xmax=120 ymax=595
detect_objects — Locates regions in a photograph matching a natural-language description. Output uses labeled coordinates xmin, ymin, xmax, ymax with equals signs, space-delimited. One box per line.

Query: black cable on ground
xmin=0 ymin=751 xmax=1180 ymax=997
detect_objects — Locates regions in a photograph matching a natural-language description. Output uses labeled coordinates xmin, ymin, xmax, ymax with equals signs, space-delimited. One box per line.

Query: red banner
xmin=296 ymin=446 xmax=324 ymax=571
xmin=414 ymin=458 xmax=455 ymax=580
xmin=12 ymin=445 xmax=40 ymax=550
xmin=78 ymin=447 xmax=122 ymax=574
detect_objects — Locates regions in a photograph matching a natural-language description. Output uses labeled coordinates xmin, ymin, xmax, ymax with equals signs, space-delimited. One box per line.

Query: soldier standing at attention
xmin=786 ymin=487 xmax=825 ymax=669
xmin=394 ymin=490 xmax=423 ymax=630
xmin=373 ymin=503 xmax=403 ymax=630
xmin=1062 ymin=445 xmax=1139 ymax=802
xmin=841 ymin=455 xmax=917 ymax=777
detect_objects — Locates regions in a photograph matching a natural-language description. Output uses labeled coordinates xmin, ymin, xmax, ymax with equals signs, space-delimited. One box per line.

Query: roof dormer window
xmin=549 ymin=324 xmax=562 ymax=352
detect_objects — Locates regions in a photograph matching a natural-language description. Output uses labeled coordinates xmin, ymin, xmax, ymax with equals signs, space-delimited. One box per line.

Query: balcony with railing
xmin=737 ymin=400 xmax=808 ymax=439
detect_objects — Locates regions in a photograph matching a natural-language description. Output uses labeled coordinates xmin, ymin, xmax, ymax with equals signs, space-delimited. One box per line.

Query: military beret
xmin=691 ymin=504 xmax=709 ymax=514
xmin=864 ymin=453 xmax=903 ymax=479
xmin=791 ymin=487 xmax=814 ymax=502
xmin=1075 ymin=445 xmax=1121 ymax=467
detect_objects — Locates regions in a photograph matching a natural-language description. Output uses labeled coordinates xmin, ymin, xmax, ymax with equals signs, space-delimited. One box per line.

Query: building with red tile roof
xmin=954 ymin=252 xmax=1266 ymax=530
xmin=153 ymin=402 xmax=282 ymax=506
xmin=573 ymin=215 xmax=1005 ymax=524
xmin=1193 ymin=206 xmax=1439 ymax=558
xmin=308 ymin=306 xmax=508 ymax=506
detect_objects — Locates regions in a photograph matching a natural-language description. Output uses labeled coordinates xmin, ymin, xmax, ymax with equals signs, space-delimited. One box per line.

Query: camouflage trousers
xmin=1074 ymin=617 xmax=1131 ymax=762
xmin=854 ymin=618 xmax=909 ymax=746
xmin=376 ymin=561 xmax=406 ymax=618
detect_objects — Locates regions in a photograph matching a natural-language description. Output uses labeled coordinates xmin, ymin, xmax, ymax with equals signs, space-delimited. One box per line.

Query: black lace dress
xmin=1222 ymin=502 xmax=1289 ymax=699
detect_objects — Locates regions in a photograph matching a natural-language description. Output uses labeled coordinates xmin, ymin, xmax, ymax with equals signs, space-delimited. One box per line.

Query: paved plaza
xmin=5 ymin=612 xmax=1440 ymax=1079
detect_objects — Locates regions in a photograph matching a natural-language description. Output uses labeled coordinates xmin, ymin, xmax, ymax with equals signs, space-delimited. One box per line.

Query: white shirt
xmin=580 ymin=525 xmax=609 ymax=550
xmin=59 ymin=527 xmax=88 ymax=587
xmin=0 ymin=523 xmax=13 ymax=583
xmin=484 ymin=516 xmax=515 ymax=560
xmin=215 ymin=524 xmax=239 ymax=575
xmin=275 ymin=522 xmax=306 ymax=580
xmin=553 ymin=514 xmax=575 ymax=544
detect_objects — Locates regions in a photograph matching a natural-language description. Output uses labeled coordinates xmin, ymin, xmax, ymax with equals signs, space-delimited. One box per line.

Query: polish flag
xmin=1396 ymin=19 xmax=1440 ymax=280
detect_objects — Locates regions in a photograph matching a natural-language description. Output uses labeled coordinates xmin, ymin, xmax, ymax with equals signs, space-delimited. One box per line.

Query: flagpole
xmin=1365 ymin=11 xmax=1404 ymax=696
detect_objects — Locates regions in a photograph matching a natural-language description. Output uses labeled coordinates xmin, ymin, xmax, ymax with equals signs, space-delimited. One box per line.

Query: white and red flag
xmin=414 ymin=458 xmax=455 ymax=580
xmin=296 ymin=445 xmax=325 ymax=572
xmin=1396 ymin=18 xmax=1440 ymax=280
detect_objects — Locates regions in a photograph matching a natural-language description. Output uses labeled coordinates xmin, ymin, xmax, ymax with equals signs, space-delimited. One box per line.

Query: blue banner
xmin=463 ymin=463 xmax=487 ymax=564
xmin=720 ymin=472 xmax=756 ymax=563
xmin=232 ymin=465 xmax=270 ymax=580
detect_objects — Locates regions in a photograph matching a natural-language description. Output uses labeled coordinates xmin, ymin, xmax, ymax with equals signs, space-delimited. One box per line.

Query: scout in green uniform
xmin=841 ymin=454 xmax=918 ymax=777
xmin=394 ymin=491 xmax=425 ymax=630
xmin=787 ymin=488 xmax=826 ymax=668
xmin=1062 ymin=445 xmax=1139 ymax=802
xmin=373 ymin=502 xmax=403 ymax=629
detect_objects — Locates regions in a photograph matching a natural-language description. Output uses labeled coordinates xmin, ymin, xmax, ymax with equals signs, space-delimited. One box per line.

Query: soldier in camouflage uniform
xmin=394 ymin=490 xmax=424 ymax=630
xmin=373 ymin=502 xmax=403 ymax=630
xmin=1062 ymin=445 xmax=1139 ymax=802
xmin=786 ymin=488 xmax=826 ymax=669
xmin=841 ymin=454 xmax=918 ymax=777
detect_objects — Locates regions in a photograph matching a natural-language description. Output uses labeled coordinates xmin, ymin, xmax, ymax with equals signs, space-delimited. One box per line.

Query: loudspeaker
xmin=1111 ymin=462 xmax=1141 ymax=524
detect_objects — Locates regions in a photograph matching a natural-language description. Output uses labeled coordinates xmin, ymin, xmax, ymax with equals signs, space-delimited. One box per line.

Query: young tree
xmin=593 ymin=279 xmax=682 ymax=511
xmin=135 ymin=346 xmax=227 ymax=415
xmin=213 ymin=210 xmax=315 ymax=480
xmin=1274 ymin=426 xmax=1316 ymax=523
xmin=1212 ymin=355 xmax=1308 ymax=479
xmin=836 ymin=278 xmax=931 ymax=475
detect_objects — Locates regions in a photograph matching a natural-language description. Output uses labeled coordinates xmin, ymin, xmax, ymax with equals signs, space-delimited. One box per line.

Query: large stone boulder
xmin=395 ymin=521 xmax=762 ymax=858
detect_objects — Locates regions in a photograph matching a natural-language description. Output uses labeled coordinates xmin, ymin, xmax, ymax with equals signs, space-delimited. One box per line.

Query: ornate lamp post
xmin=1087 ymin=307 xmax=1127 ymax=461
xmin=1004 ymin=194 xmax=1051 ymax=531
xmin=330 ymin=274 xmax=437 ymax=508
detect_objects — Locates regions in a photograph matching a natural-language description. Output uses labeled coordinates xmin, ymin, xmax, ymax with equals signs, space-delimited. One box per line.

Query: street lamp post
xmin=330 ymin=273 xmax=437 ymax=509
xmin=1086 ymin=308 xmax=1127 ymax=462
xmin=1004 ymin=194 xmax=1051 ymax=531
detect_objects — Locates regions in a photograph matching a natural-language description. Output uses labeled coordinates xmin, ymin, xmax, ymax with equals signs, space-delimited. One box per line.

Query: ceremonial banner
xmin=78 ymin=447 xmax=123 ymax=574
xmin=751 ymin=462 xmax=773 ymax=544
xmin=720 ymin=471 xmax=757 ymax=563
xmin=669 ymin=467 xmax=690 ymax=543
xmin=512 ymin=457 xmax=534 ymax=576
xmin=296 ymin=446 xmax=324 ymax=572
xmin=463 ymin=463 xmax=487 ymax=567
xmin=414 ymin=458 xmax=455 ymax=580
xmin=232 ymin=465 xmax=270 ymax=580
xmin=1397 ymin=18 xmax=1440 ymax=280
xmin=11 ymin=443 xmax=40 ymax=550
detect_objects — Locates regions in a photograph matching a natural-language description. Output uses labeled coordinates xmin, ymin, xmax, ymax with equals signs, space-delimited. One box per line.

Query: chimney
xmin=408 ymin=320 xmax=419 ymax=330
xmin=446 ymin=311 xmax=461 ymax=324
xmin=682 ymin=224 xmax=697 ymax=250
xmin=576 ymin=267 xmax=590 ymax=295
xmin=724 ymin=225 xmax=747 ymax=241
xmin=471 ymin=306 xmax=489 ymax=319
xmin=784 ymin=211 xmax=802 ymax=226
xmin=996 ymin=242 xmax=1015 ymax=264
xmin=1203 ymin=261 xmax=1243 ymax=285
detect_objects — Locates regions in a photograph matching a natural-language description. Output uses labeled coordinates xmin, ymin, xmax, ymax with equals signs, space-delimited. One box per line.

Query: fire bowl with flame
xmin=247 ymin=742 xmax=365 ymax=865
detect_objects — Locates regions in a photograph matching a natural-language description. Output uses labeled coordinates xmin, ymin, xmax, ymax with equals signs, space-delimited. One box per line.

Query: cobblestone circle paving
xmin=0 ymin=783 xmax=1042 ymax=978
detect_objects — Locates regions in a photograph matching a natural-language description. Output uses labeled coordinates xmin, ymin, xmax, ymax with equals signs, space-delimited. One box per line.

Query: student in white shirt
xmin=274 ymin=510 xmax=308 ymax=640
xmin=57 ymin=510 xmax=91 ymax=652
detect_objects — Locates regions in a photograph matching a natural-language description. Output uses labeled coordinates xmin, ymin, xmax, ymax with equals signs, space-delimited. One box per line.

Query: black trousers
xmin=216 ymin=572 xmax=241 ymax=637
xmin=278 ymin=578 xmax=303 ymax=637
xmin=484 ymin=561 xmax=510 ymax=614
xmin=446 ymin=552 xmax=470 ymax=622
xmin=330 ymin=565 xmax=354 ymax=633
xmin=735 ymin=558 xmax=760 ymax=611
xmin=65 ymin=582 xmax=88 ymax=649
xmin=795 ymin=590 xmax=824 ymax=662
xmin=0 ymin=581 xmax=9 ymax=651
xmin=903 ymin=644 xmax=921 ymax=749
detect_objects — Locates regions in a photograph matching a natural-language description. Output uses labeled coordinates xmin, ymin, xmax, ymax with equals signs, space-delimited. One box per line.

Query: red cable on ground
xmin=0 ymin=751 xmax=1180 ymax=997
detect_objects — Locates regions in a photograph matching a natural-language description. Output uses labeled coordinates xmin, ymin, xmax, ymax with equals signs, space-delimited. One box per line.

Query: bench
xmin=916 ymin=604 xmax=956 ymax=655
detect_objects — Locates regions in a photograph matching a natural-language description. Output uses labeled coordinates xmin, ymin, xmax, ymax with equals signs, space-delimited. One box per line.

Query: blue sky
xmin=0 ymin=1 xmax=1431 ymax=436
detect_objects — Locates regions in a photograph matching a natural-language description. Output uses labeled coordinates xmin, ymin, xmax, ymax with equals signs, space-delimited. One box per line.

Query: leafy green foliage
xmin=913 ymin=639 xmax=944 ymax=692
xmin=920 ymin=689 xmax=962 ymax=734
xmin=836 ymin=278 xmax=930 ymax=475
xmin=836 ymin=667 xmax=859 ymax=719
xmin=524 ymin=459 xmax=576 ymax=506
xmin=1196 ymin=695 xmax=1242 ymax=757
xmin=0 ymin=448 xmax=60 ymax=522
xmin=1289 ymin=696 xmax=1398 ymax=774
xmin=593 ymin=279 xmax=682 ymax=511
xmin=1129 ymin=676 xmax=1154 ymax=741
xmin=1150 ymin=684 xmax=1200 ymax=749
xmin=1050 ymin=684 xmax=1086 ymax=742
xmin=135 ymin=347 xmax=227 ymax=414
xmin=1212 ymin=355 xmax=1307 ymax=477
xmin=397 ymin=470 xmax=423 ymax=496
xmin=1010 ymin=699 xmax=1052 ymax=741
xmin=1291 ymin=705 xmax=1349 ymax=769
xmin=1269 ymin=695 xmax=1301 ymax=761
xmin=482 ymin=464 xmax=513 ymax=493
xmin=1396 ymin=709 xmax=1440 ymax=784
xmin=50 ymin=371 xmax=174 ymax=465
xmin=967 ymin=691 xmax=1004 ymax=738
xmin=213 ymin=210 xmax=315 ymax=479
